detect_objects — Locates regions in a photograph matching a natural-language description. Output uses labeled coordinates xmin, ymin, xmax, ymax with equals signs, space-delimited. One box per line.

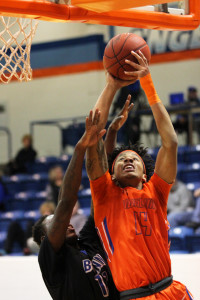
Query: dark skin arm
xmin=47 ymin=109 xmax=106 ymax=252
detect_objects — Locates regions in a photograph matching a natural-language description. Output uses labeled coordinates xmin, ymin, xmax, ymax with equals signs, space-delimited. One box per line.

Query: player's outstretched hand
xmin=124 ymin=50 xmax=150 ymax=79
xmin=109 ymin=94 xmax=134 ymax=132
xmin=79 ymin=109 xmax=106 ymax=148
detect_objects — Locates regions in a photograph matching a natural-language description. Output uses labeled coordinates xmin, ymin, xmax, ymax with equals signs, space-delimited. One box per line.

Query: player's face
xmin=112 ymin=151 xmax=146 ymax=188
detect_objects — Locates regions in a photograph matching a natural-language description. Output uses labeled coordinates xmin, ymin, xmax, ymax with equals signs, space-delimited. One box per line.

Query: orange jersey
xmin=90 ymin=171 xmax=193 ymax=299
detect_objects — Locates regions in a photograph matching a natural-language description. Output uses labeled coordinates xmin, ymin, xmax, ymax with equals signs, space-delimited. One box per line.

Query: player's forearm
xmin=104 ymin=126 xmax=117 ymax=155
xmin=140 ymin=74 xmax=178 ymax=148
xmin=60 ymin=142 xmax=86 ymax=206
xmin=151 ymin=104 xmax=178 ymax=148
xmin=47 ymin=143 xmax=86 ymax=252
xmin=93 ymin=83 xmax=118 ymax=130
xmin=86 ymin=139 xmax=108 ymax=180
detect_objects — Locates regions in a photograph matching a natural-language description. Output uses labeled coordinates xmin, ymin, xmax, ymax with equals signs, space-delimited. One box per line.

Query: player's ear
xmin=111 ymin=174 xmax=116 ymax=182
xmin=41 ymin=235 xmax=45 ymax=243
xmin=142 ymin=174 xmax=147 ymax=183
xmin=112 ymin=175 xmax=121 ymax=187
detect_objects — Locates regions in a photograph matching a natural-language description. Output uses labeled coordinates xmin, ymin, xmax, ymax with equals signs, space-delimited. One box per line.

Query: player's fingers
xmin=86 ymin=110 xmax=93 ymax=128
xmin=85 ymin=116 xmax=89 ymax=130
xmin=97 ymin=129 xmax=106 ymax=140
xmin=93 ymin=108 xmax=99 ymax=125
xmin=124 ymin=71 xmax=139 ymax=79
xmin=96 ymin=110 xmax=101 ymax=124
xmin=128 ymin=103 xmax=134 ymax=112
xmin=124 ymin=70 xmax=141 ymax=76
xmin=115 ymin=115 xmax=124 ymax=122
xmin=125 ymin=94 xmax=131 ymax=106
xmin=139 ymin=50 xmax=148 ymax=63
xmin=127 ymin=94 xmax=132 ymax=101
xmin=125 ymin=59 xmax=141 ymax=70
xmin=88 ymin=110 xmax=93 ymax=124
xmin=131 ymin=51 xmax=145 ymax=65
xmin=125 ymin=95 xmax=132 ymax=108
xmin=118 ymin=99 xmax=130 ymax=116
xmin=123 ymin=98 xmax=130 ymax=110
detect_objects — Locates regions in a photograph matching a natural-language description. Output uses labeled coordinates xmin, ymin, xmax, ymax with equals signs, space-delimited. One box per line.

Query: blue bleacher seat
xmin=0 ymin=231 xmax=7 ymax=248
xmin=28 ymin=156 xmax=61 ymax=174
xmin=61 ymin=123 xmax=85 ymax=148
xmin=29 ymin=191 xmax=47 ymax=210
xmin=148 ymin=147 xmax=159 ymax=161
xmin=0 ymin=210 xmax=24 ymax=231
xmin=81 ymin=175 xmax=90 ymax=189
xmin=25 ymin=173 xmax=48 ymax=191
xmin=79 ymin=188 xmax=91 ymax=197
xmin=11 ymin=242 xmax=23 ymax=254
xmin=59 ymin=154 xmax=71 ymax=170
xmin=178 ymin=163 xmax=200 ymax=183
xmin=0 ymin=219 xmax=12 ymax=232
xmin=24 ymin=210 xmax=40 ymax=221
xmin=7 ymin=190 xmax=46 ymax=211
xmin=184 ymin=148 xmax=200 ymax=164
xmin=78 ymin=195 xmax=91 ymax=208
xmin=169 ymin=237 xmax=187 ymax=253
xmin=1 ymin=210 xmax=24 ymax=219
xmin=169 ymin=226 xmax=194 ymax=252
xmin=2 ymin=174 xmax=30 ymax=196
xmin=185 ymin=234 xmax=200 ymax=253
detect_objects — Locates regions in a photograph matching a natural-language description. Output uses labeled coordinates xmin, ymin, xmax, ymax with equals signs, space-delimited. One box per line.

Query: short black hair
xmin=32 ymin=215 xmax=48 ymax=246
xmin=108 ymin=142 xmax=155 ymax=182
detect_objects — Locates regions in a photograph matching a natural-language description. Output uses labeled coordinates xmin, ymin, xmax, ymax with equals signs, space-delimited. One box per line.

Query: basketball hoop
xmin=0 ymin=16 xmax=38 ymax=83
xmin=0 ymin=0 xmax=199 ymax=83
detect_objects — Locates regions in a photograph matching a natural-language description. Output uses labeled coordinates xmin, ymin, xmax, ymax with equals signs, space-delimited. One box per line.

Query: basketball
xmin=103 ymin=33 xmax=151 ymax=80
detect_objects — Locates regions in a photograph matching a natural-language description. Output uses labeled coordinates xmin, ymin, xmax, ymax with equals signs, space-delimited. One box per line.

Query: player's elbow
xmin=170 ymin=132 xmax=178 ymax=147
xmin=164 ymin=134 xmax=178 ymax=150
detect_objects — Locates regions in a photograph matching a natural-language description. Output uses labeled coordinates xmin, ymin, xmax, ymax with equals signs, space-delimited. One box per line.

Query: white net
xmin=0 ymin=17 xmax=38 ymax=84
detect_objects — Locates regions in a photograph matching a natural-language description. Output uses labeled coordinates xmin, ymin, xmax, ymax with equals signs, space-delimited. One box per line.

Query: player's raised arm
xmin=47 ymin=109 xmax=106 ymax=252
xmin=93 ymin=72 xmax=137 ymax=131
xmin=87 ymin=74 xmax=137 ymax=181
xmin=104 ymin=94 xmax=133 ymax=155
xmin=125 ymin=51 xmax=178 ymax=184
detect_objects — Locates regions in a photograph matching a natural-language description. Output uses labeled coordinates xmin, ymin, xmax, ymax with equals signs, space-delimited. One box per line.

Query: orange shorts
xmin=130 ymin=281 xmax=193 ymax=300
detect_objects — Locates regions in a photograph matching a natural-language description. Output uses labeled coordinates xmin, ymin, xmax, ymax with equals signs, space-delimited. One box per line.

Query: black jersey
xmin=38 ymin=216 xmax=119 ymax=300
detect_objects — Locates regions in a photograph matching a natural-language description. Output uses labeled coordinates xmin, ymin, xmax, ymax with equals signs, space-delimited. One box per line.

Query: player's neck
xmin=116 ymin=179 xmax=143 ymax=190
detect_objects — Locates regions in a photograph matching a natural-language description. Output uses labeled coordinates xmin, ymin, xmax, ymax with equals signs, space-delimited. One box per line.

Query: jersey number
xmin=134 ymin=211 xmax=152 ymax=236
xmin=95 ymin=271 xmax=109 ymax=297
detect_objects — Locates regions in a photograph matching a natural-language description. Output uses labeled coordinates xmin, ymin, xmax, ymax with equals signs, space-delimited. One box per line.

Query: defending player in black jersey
xmin=32 ymin=109 xmax=119 ymax=300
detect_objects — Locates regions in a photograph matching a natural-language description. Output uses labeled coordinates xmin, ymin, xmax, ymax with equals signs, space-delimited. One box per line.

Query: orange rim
xmin=0 ymin=0 xmax=199 ymax=30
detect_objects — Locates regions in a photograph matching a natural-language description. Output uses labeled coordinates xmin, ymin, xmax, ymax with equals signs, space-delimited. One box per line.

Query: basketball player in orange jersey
xmin=86 ymin=50 xmax=193 ymax=300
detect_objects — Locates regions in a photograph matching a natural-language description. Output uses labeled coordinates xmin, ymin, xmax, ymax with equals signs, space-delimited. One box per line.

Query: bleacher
xmin=0 ymin=144 xmax=200 ymax=255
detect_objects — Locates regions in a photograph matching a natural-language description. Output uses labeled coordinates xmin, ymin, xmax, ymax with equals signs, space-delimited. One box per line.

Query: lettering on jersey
xmin=82 ymin=254 xmax=109 ymax=297
xmin=92 ymin=254 xmax=106 ymax=273
xmin=83 ymin=259 xmax=93 ymax=273
xmin=123 ymin=197 xmax=156 ymax=210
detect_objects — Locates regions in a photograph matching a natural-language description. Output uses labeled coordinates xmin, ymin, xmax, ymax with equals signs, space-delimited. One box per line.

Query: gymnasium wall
xmin=0 ymin=22 xmax=200 ymax=162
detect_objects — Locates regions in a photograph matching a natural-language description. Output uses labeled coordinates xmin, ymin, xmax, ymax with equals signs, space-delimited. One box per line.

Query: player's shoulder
xmin=145 ymin=172 xmax=166 ymax=185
